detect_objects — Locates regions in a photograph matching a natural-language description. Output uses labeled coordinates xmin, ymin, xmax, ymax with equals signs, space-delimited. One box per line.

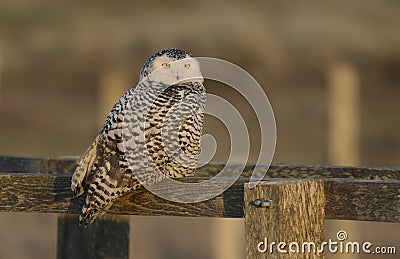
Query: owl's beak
xmin=176 ymin=70 xmax=180 ymax=81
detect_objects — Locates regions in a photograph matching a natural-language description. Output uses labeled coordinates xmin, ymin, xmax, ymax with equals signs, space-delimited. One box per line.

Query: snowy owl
xmin=71 ymin=48 xmax=206 ymax=228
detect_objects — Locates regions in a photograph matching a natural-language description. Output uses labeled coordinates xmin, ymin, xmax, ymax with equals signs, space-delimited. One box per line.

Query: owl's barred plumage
xmin=71 ymin=48 xmax=205 ymax=228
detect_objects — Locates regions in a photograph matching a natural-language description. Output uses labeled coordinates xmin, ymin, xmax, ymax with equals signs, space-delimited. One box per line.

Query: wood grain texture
xmin=0 ymin=173 xmax=399 ymax=222
xmin=325 ymin=178 xmax=400 ymax=222
xmin=244 ymin=180 xmax=325 ymax=259
xmin=0 ymin=173 xmax=242 ymax=218
xmin=0 ymin=156 xmax=399 ymax=222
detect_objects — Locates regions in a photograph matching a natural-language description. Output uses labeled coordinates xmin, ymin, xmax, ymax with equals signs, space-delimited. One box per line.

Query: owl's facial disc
xmin=148 ymin=55 xmax=203 ymax=85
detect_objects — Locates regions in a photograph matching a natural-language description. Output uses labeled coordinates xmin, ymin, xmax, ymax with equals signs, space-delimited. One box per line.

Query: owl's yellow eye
xmin=184 ymin=64 xmax=190 ymax=68
xmin=161 ymin=63 xmax=170 ymax=68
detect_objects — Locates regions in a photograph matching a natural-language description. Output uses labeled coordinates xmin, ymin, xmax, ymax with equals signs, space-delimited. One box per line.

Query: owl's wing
xmin=71 ymin=135 xmax=99 ymax=198
xmin=73 ymin=133 xmax=138 ymax=227
xmin=70 ymin=86 xmax=130 ymax=198
xmin=71 ymin=88 xmax=140 ymax=228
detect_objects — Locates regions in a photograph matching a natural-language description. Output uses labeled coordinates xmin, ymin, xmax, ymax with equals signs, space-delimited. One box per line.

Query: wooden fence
xmin=0 ymin=156 xmax=399 ymax=258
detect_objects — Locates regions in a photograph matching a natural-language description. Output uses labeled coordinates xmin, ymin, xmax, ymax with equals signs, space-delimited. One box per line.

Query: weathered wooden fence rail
xmin=0 ymin=156 xmax=399 ymax=259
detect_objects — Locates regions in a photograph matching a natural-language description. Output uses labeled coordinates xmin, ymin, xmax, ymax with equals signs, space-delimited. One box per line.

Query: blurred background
xmin=0 ymin=0 xmax=399 ymax=258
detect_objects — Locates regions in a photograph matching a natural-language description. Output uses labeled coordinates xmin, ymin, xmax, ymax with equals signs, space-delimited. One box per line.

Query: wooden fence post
xmin=57 ymin=216 xmax=130 ymax=259
xmin=244 ymin=180 xmax=325 ymax=259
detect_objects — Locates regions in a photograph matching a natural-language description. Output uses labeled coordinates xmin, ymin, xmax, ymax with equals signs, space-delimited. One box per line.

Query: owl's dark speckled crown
xmin=153 ymin=48 xmax=192 ymax=60
xmin=139 ymin=48 xmax=192 ymax=79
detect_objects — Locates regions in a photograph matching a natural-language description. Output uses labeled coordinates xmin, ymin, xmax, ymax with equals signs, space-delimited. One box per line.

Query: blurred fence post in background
xmin=213 ymin=219 xmax=244 ymax=259
xmin=328 ymin=61 xmax=361 ymax=259
xmin=328 ymin=61 xmax=360 ymax=166
xmin=98 ymin=68 xmax=130 ymax=126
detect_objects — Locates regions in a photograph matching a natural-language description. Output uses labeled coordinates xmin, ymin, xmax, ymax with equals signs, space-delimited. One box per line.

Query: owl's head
xmin=139 ymin=48 xmax=203 ymax=85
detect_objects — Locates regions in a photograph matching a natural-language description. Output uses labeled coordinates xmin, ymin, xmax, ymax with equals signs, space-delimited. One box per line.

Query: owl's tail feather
xmin=79 ymin=200 xmax=114 ymax=230
xmin=71 ymin=137 xmax=99 ymax=198
xmin=79 ymin=209 xmax=96 ymax=230
xmin=78 ymin=183 xmax=136 ymax=229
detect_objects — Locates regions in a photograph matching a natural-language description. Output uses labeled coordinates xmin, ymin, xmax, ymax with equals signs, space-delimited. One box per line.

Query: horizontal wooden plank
xmin=325 ymin=178 xmax=400 ymax=222
xmin=0 ymin=172 xmax=398 ymax=222
xmin=1 ymin=155 xmax=400 ymax=180
xmin=0 ymin=156 xmax=78 ymax=174
xmin=0 ymin=156 xmax=48 ymax=173
xmin=0 ymin=173 xmax=243 ymax=218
